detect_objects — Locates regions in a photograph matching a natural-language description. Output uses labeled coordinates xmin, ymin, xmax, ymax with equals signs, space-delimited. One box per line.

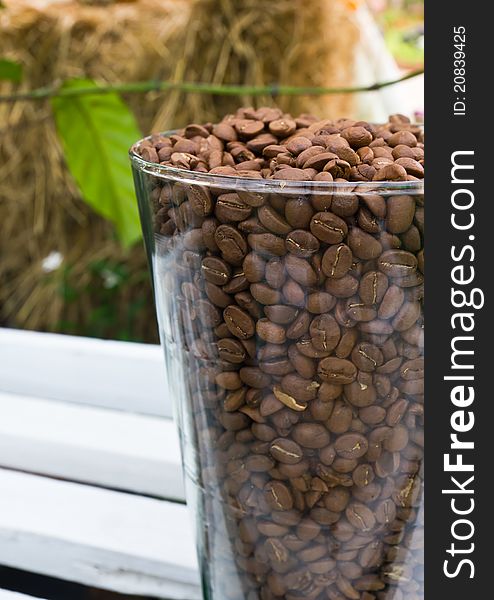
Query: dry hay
xmin=0 ymin=0 xmax=358 ymax=341
xmin=154 ymin=0 xmax=359 ymax=131
xmin=0 ymin=0 xmax=187 ymax=341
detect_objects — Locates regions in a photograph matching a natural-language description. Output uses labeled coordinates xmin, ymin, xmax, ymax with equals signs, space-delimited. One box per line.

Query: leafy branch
xmin=0 ymin=68 xmax=423 ymax=103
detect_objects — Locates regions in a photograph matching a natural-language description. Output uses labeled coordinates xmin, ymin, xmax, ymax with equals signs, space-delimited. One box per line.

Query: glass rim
xmin=129 ymin=135 xmax=424 ymax=196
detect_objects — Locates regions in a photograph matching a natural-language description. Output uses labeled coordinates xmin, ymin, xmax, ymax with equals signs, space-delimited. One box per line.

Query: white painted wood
xmin=0 ymin=392 xmax=184 ymax=500
xmin=353 ymin=4 xmax=423 ymax=122
xmin=0 ymin=592 xmax=46 ymax=600
xmin=0 ymin=469 xmax=201 ymax=599
xmin=0 ymin=329 xmax=171 ymax=418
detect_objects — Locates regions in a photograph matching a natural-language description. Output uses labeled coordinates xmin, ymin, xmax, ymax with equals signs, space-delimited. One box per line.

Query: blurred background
xmin=0 ymin=0 xmax=424 ymax=345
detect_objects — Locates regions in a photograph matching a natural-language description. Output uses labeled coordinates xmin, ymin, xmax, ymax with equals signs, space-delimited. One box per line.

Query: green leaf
xmin=51 ymin=79 xmax=142 ymax=247
xmin=0 ymin=58 xmax=23 ymax=82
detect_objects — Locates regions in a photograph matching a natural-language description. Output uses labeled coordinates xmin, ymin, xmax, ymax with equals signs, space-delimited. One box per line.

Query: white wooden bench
xmin=0 ymin=329 xmax=201 ymax=599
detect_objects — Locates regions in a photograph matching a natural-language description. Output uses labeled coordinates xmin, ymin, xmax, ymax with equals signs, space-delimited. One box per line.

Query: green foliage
xmin=51 ymin=79 xmax=143 ymax=247
xmin=53 ymin=259 xmax=153 ymax=342
xmin=0 ymin=58 xmax=22 ymax=82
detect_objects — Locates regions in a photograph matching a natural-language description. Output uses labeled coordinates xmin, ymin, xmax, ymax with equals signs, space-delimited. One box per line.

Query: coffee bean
xmin=325 ymin=274 xmax=359 ymax=298
xmin=378 ymin=249 xmax=418 ymax=278
xmin=223 ymin=305 xmax=255 ymax=339
xmin=359 ymin=271 xmax=388 ymax=305
xmin=318 ymin=357 xmax=357 ymax=384
xmin=322 ymin=244 xmax=353 ymax=279
xmin=306 ymin=291 xmax=336 ymax=314
xmin=218 ymin=338 xmax=247 ymax=364
xmin=335 ymin=433 xmax=369 ymax=459
xmin=348 ymin=228 xmax=382 ymax=260
xmin=378 ymin=284 xmax=405 ymax=319
xmin=201 ymin=256 xmax=232 ymax=285
xmin=258 ymin=205 xmax=292 ymax=235
xmin=310 ymin=212 xmax=348 ymax=244
xmin=285 ymin=254 xmax=318 ymax=287
xmin=248 ymin=233 xmax=286 ymax=257
xmin=242 ymin=254 xmax=265 ymax=284
xmin=286 ymin=230 xmax=320 ymax=257
xmin=292 ymin=423 xmax=331 ymax=449
xmin=214 ymin=224 xmax=248 ymax=265
xmin=351 ymin=342 xmax=384 ymax=372
xmin=264 ymin=481 xmax=294 ymax=511
xmin=346 ymin=503 xmax=376 ymax=531
xmin=309 ymin=314 xmax=340 ymax=352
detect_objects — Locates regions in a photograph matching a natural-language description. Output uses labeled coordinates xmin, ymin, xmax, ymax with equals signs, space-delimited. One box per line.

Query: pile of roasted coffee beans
xmin=137 ymin=106 xmax=423 ymax=183
xmin=135 ymin=107 xmax=424 ymax=600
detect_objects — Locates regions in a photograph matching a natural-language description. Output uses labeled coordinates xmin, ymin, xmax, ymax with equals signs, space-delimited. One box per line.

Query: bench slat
xmin=0 ymin=329 xmax=171 ymax=418
xmin=0 ymin=392 xmax=184 ymax=500
xmin=0 ymin=469 xmax=200 ymax=600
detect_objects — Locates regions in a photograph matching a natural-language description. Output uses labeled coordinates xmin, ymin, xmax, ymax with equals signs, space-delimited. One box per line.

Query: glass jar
xmin=130 ymin=143 xmax=424 ymax=600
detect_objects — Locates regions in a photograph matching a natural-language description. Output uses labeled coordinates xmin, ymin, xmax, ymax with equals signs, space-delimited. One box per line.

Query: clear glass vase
xmin=130 ymin=141 xmax=424 ymax=600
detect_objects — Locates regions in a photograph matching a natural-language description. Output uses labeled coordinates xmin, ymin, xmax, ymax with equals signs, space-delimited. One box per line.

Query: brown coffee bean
xmin=269 ymin=118 xmax=297 ymax=138
xmin=335 ymin=433 xmax=368 ymax=459
xmin=214 ymin=224 xmax=247 ymax=265
xmin=264 ymin=305 xmax=298 ymax=325
xmin=351 ymin=342 xmax=384 ymax=372
xmin=269 ymin=438 xmax=304 ymax=465
xmin=375 ymin=498 xmax=397 ymax=525
xmin=344 ymin=381 xmax=376 ymax=412
xmin=322 ymin=244 xmax=353 ymax=279
xmin=346 ymin=299 xmax=377 ymax=322
xmin=286 ymin=230 xmax=320 ymax=257
xmin=218 ymin=338 xmax=247 ymax=364
xmin=359 ymin=271 xmax=388 ymax=305
xmin=318 ymin=357 xmax=357 ymax=384
xmin=325 ymin=274 xmax=359 ymax=298
xmin=360 ymin=405 xmax=386 ymax=425
xmin=272 ymin=167 xmax=313 ymax=181
xmin=248 ymin=233 xmax=286 ymax=257
xmin=264 ymin=481 xmax=294 ymax=511
xmin=258 ymin=205 xmax=292 ymax=235
xmin=378 ymin=284 xmax=405 ymax=319
xmin=256 ymin=319 xmax=286 ymax=344
xmin=296 ymin=517 xmax=322 ymax=541
xmin=242 ymin=252 xmax=266 ymax=283
xmin=378 ymin=249 xmax=417 ymax=277
xmin=281 ymin=373 xmax=319 ymax=402
xmin=250 ymin=282 xmax=282 ymax=305
xmin=285 ymin=254 xmax=318 ymax=287
xmin=341 ymin=126 xmax=373 ymax=149
xmin=346 ymin=503 xmax=376 ymax=532
xmin=388 ymin=130 xmax=417 ymax=148
xmin=348 ymin=228 xmax=382 ymax=260
xmin=310 ymin=212 xmax=348 ymax=244
xmin=333 ymin=332 xmax=356 ymax=361
xmin=201 ymin=256 xmax=231 ymax=285
xmin=395 ymin=157 xmax=424 ymax=178
xmin=292 ymin=423 xmax=331 ymax=449
xmin=223 ymin=305 xmax=255 ymax=339
xmin=373 ymin=163 xmax=408 ymax=181
xmin=214 ymin=193 xmax=251 ymax=223
xmin=392 ymin=301 xmax=421 ymax=331
xmin=306 ymin=291 xmax=336 ymax=314
xmin=285 ymin=197 xmax=315 ymax=229
xmin=286 ymin=136 xmax=313 ymax=155
xmin=386 ymin=195 xmax=416 ymax=233
xmin=353 ymin=464 xmax=375 ymax=488
xmin=309 ymin=314 xmax=340 ymax=352
xmin=215 ymin=371 xmax=242 ymax=390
